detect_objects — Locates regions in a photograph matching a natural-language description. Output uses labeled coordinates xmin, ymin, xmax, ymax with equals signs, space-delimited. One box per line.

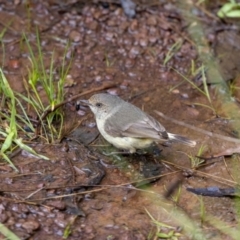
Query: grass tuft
xmin=20 ymin=30 xmax=72 ymax=142
xmin=0 ymin=69 xmax=49 ymax=171
xmin=173 ymin=65 xmax=217 ymax=115
xmin=188 ymin=144 xmax=206 ymax=169
xmin=0 ymin=30 xmax=71 ymax=169
xmin=164 ymin=39 xmax=183 ymax=66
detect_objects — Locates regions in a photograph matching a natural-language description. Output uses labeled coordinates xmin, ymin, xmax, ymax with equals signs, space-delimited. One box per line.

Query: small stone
xmin=84 ymin=225 xmax=94 ymax=234
xmin=121 ymin=0 xmax=136 ymax=18
xmin=0 ymin=213 xmax=8 ymax=223
xmin=119 ymin=22 xmax=129 ymax=34
xmin=129 ymin=19 xmax=138 ymax=32
xmin=107 ymin=88 xmax=119 ymax=95
xmin=8 ymin=59 xmax=20 ymax=69
xmin=64 ymin=75 xmax=76 ymax=87
xmin=120 ymin=80 xmax=129 ymax=89
xmin=95 ymin=75 xmax=102 ymax=82
xmin=105 ymin=219 xmax=115 ymax=228
xmin=147 ymin=16 xmax=158 ymax=26
xmin=187 ymin=107 xmax=199 ymax=117
xmin=88 ymin=20 xmax=98 ymax=30
xmin=91 ymin=201 xmax=103 ymax=210
xmin=68 ymin=20 xmax=77 ymax=27
xmin=125 ymin=58 xmax=135 ymax=68
xmin=139 ymin=38 xmax=148 ymax=47
xmin=47 ymin=201 xmax=66 ymax=210
xmin=129 ymin=46 xmax=141 ymax=58
xmin=105 ymin=32 xmax=114 ymax=41
xmin=149 ymin=36 xmax=158 ymax=44
xmin=143 ymin=97 xmax=151 ymax=102
xmin=172 ymin=89 xmax=180 ymax=94
xmin=54 ymin=218 xmax=68 ymax=228
xmin=113 ymin=7 xmax=122 ymax=16
xmin=105 ymin=75 xmax=113 ymax=81
xmin=107 ymin=19 xmax=117 ymax=27
xmin=181 ymin=93 xmax=189 ymax=99
xmin=128 ymin=72 xmax=137 ymax=77
xmin=123 ymin=37 xmax=133 ymax=45
xmin=69 ymin=30 xmax=81 ymax=42
xmin=22 ymin=220 xmax=40 ymax=233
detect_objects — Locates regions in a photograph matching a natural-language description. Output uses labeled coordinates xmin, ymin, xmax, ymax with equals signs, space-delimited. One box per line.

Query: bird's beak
xmin=76 ymin=99 xmax=91 ymax=111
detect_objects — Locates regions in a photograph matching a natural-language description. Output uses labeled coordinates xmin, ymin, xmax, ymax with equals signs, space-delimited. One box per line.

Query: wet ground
xmin=1 ymin=1 xmax=240 ymax=239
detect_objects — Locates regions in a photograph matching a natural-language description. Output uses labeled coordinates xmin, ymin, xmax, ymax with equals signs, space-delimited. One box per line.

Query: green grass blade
xmin=202 ymin=66 xmax=211 ymax=104
xmin=0 ymin=223 xmax=20 ymax=240
xmin=173 ymin=68 xmax=206 ymax=96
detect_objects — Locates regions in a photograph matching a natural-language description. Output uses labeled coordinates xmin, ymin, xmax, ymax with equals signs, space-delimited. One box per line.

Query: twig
xmin=161 ymin=159 xmax=236 ymax=187
xmin=155 ymin=110 xmax=240 ymax=144
xmin=193 ymin=2 xmax=220 ymax=22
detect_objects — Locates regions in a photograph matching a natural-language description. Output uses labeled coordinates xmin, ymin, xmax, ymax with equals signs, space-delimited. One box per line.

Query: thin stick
xmin=155 ymin=110 xmax=240 ymax=144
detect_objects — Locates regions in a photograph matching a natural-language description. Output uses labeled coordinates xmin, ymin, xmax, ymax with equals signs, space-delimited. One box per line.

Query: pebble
xmin=129 ymin=19 xmax=138 ymax=32
xmin=129 ymin=46 xmax=141 ymax=58
xmin=139 ymin=38 xmax=148 ymax=47
xmin=149 ymin=35 xmax=158 ymax=44
xmin=7 ymin=217 xmax=16 ymax=226
xmin=128 ymin=72 xmax=137 ymax=77
xmin=54 ymin=218 xmax=68 ymax=228
xmin=22 ymin=220 xmax=40 ymax=232
xmin=147 ymin=16 xmax=158 ymax=26
xmin=91 ymin=201 xmax=104 ymax=210
xmin=181 ymin=93 xmax=189 ymax=99
xmin=0 ymin=213 xmax=8 ymax=223
xmin=104 ymin=219 xmax=115 ymax=228
xmin=11 ymin=204 xmax=20 ymax=213
xmin=119 ymin=21 xmax=129 ymax=33
xmin=172 ymin=89 xmax=180 ymax=94
xmin=68 ymin=20 xmax=77 ymax=27
xmin=187 ymin=107 xmax=200 ymax=117
xmin=105 ymin=32 xmax=114 ymax=41
xmin=120 ymin=80 xmax=129 ymax=89
xmin=123 ymin=37 xmax=133 ymax=45
xmin=42 ymin=226 xmax=53 ymax=234
xmin=104 ymin=74 xmax=112 ymax=81
xmin=107 ymin=19 xmax=117 ymax=27
xmin=125 ymin=58 xmax=135 ymax=68
xmin=69 ymin=30 xmax=81 ymax=42
xmin=47 ymin=201 xmax=66 ymax=210
xmin=8 ymin=59 xmax=20 ymax=69
xmin=95 ymin=75 xmax=102 ymax=82
xmin=88 ymin=20 xmax=98 ymax=30
xmin=107 ymin=88 xmax=119 ymax=95
xmin=84 ymin=225 xmax=95 ymax=234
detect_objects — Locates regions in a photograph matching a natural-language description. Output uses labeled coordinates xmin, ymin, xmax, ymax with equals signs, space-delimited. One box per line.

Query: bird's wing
xmin=104 ymin=113 xmax=169 ymax=140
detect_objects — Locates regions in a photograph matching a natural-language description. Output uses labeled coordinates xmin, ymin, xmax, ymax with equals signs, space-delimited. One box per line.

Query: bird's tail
xmin=168 ymin=133 xmax=196 ymax=147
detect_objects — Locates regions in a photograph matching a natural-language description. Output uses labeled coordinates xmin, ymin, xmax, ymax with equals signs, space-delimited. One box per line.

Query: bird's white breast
xmin=95 ymin=117 xmax=153 ymax=153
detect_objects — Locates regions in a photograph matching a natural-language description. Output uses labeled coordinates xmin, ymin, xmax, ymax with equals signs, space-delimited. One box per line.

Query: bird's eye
xmin=96 ymin=102 xmax=102 ymax=107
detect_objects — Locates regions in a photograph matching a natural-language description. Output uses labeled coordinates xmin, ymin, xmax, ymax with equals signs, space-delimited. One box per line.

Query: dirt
xmin=0 ymin=1 xmax=240 ymax=239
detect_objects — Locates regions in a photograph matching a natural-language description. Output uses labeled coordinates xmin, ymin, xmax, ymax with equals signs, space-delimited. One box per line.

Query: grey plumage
xmin=83 ymin=93 xmax=196 ymax=152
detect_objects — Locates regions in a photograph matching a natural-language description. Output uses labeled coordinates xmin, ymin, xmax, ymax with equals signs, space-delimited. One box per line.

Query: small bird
xmin=80 ymin=93 xmax=196 ymax=153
